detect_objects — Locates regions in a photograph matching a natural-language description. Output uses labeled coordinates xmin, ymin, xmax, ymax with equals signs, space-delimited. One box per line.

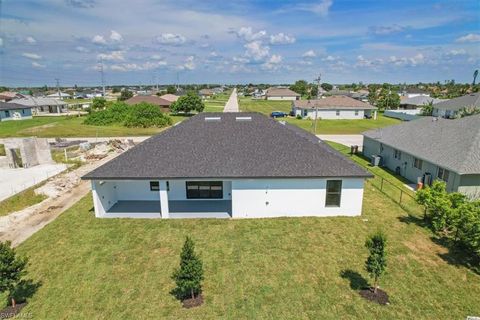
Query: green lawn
xmin=14 ymin=186 xmax=480 ymax=319
xmin=239 ymin=97 xmax=401 ymax=134
xmin=0 ymin=185 xmax=47 ymax=217
xmin=0 ymin=115 xmax=186 ymax=138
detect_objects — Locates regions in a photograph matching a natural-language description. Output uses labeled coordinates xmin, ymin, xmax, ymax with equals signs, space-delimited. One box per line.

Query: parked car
xmin=270 ymin=111 xmax=287 ymax=118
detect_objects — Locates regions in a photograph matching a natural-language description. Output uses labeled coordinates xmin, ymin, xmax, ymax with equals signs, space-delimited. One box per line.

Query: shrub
xmin=83 ymin=102 xmax=131 ymax=126
xmin=0 ymin=241 xmax=28 ymax=307
xmin=364 ymin=232 xmax=387 ymax=294
xmin=170 ymin=93 xmax=205 ymax=114
xmin=124 ymin=102 xmax=172 ymax=128
xmin=296 ymin=114 xmax=302 ymax=119
xmin=172 ymin=237 xmax=204 ymax=300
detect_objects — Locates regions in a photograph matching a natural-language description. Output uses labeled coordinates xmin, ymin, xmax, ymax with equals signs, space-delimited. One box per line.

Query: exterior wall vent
xmin=204 ymin=117 xmax=221 ymax=122
xmin=235 ymin=116 xmax=252 ymax=121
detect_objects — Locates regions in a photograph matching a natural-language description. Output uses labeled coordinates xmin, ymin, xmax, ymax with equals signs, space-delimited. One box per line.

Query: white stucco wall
xmin=231 ymin=178 xmax=365 ymax=218
xmin=92 ymin=180 xmax=118 ymax=216
xmin=293 ymin=108 xmax=367 ymax=119
xmin=266 ymin=96 xmax=298 ymax=101
xmin=116 ymin=180 xmax=160 ymax=201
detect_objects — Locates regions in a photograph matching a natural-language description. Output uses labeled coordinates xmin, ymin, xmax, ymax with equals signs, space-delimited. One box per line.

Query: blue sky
xmin=0 ymin=0 xmax=479 ymax=87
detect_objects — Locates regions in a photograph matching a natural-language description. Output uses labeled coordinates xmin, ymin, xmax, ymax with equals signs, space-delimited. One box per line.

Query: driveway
xmin=223 ymin=88 xmax=239 ymax=112
xmin=317 ymin=134 xmax=364 ymax=150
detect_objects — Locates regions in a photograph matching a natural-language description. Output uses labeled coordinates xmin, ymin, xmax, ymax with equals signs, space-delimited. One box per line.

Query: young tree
xmin=321 ymin=83 xmax=333 ymax=91
xmin=170 ymin=93 xmax=205 ymax=114
xmin=364 ymin=232 xmax=387 ymax=294
xmin=91 ymin=97 xmax=108 ymax=110
xmin=290 ymin=80 xmax=308 ymax=96
xmin=118 ymin=90 xmax=133 ymax=101
xmin=0 ymin=241 xmax=28 ymax=308
xmin=172 ymin=237 xmax=204 ymax=300
xmin=166 ymin=85 xmax=177 ymax=94
xmin=376 ymin=88 xmax=400 ymax=110
xmin=420 ymin=101 xmax=434 ymax=116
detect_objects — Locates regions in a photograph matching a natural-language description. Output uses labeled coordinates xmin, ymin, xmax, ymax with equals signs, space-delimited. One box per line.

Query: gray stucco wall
xmin=362 ymin=136 xmax=466 ymax=193
xmin=0 ymin=108 xmax=33 ymax=121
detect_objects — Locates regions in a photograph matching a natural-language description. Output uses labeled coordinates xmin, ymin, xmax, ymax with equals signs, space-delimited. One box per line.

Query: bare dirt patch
xmin=182 ymin=294 xmax=204 ymax=308
xmin=359 ymin=287 xmax=389 ymax=305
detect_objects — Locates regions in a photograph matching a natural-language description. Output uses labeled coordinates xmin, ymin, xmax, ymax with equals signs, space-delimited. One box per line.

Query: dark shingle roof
xmin=433 ymin=93 xmax=480 ymax=111
xmin=363 ymin=115 xmax=480 ymax=174
xmin=0 ymin=101 xmax=32 ymax=111
xmin=83 ymin=113 xmax=371 ymax=180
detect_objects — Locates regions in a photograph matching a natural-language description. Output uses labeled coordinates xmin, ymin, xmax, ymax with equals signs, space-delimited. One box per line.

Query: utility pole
xmin=55 ymin=78 xmax=61 ymax=99
xmin=313 ymin=73 xmax=322 ymax=134
xmin=99 ymin=58 xmax=106 ymax=96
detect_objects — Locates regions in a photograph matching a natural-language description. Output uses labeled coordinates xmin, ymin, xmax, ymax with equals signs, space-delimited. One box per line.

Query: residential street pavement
xmin=317 ymin=134 xmax=364 ymax=150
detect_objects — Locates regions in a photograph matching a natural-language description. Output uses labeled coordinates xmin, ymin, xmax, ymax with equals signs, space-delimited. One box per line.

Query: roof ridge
xmin=457 ymin=116 xmax=480 ymax=173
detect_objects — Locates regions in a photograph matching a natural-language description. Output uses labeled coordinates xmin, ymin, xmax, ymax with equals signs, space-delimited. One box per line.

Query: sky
xmin=0 ymin=0 xmax=479 ymax=87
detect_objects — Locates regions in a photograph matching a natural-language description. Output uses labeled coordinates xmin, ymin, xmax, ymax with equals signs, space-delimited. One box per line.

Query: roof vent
xmin=235 ymin=116 xmax=252 ymax=121
xmin=204 ymin=116 xmax=221 ymax=122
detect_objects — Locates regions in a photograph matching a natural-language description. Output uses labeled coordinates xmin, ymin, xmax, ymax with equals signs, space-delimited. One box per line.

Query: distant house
xmin=0 ymin=92 xmax=25 ymax=102
xmin=9 ymin=97 xmax=68 ymax=115
xmin=125 ymin=95 xmax=172 ymax=111
xmin=399 ymin=96 xmax=446 ymax=110
xmin=159 ymin=94 xmax=179 ymax=103
xmin=82 ymin=112 xmax=371 ymax=219
xmin=292 ymin=96 xmax=377 ymax=119
xmin=265 ymin=87 xmax=300 ymax=100
xmin=0 ymin=102 xmax=32 ymax=121
xmin=399 ymin=88 xmax=430 ymax=98
xmin=46 ymin=92 xmax=71 ymax=100
xmin=363 ymin=115 xmax=480 ymax=198
xmin=432 ymin=92 xmax=480 ymax=118
xmin=199 ymin=89 xmax=216 ymax=99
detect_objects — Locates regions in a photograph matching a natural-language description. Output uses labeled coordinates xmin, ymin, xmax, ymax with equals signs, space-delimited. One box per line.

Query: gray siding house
xmin=363 ymin=115 xmax=480 ymax=198
xmin=0 ymin=102 xmax=33 ymax=121
xmin=432 ymin=92 xmax=480 ymax=118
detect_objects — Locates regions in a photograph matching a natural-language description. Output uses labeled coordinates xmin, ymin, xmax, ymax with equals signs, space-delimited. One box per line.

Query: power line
xmin=99 ymin=58 xmax=105 ymax=96
xmin=313 ymin=73 xmax=321 ymax=134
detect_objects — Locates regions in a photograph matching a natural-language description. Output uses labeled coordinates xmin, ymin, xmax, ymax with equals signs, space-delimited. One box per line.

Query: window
xmin=437 ymin=167 xmax=450 ymax=182
xmin=325 ymin=180 xmax=342 ymax=207
xmin=150 ymin=181 xmax=159 ymax=191
xmin=413 ymin=158 xmax=423 ymax=170
xmin=5 ymin=110 xmax=10 ymax=117
xmin=379 ymin=143 xmax=384 ymax=153
xmin=394 ymin=149 xmax=401 ymax=160
xmin=186 ymin=181 xmax=223 ymax=199
xmin=355 ymin=110 xmax=359 ymax=116
xmin=336 ymin=110 xmax=340 ymax=116
xmin=22 ymin=109 xmax=25 ymax=115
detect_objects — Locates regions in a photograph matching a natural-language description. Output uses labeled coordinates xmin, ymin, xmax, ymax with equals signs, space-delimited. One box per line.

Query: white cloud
xmin=446 ymin=49 xmax=467 ymax=56
xmin=209 ymin=51 xmax=218 ymax=57
xmin=233 ymin=56 xmax=249 ymax=63
xmin=234 ymin=27 xmax=267 ymax=42
xmin=262 ymin=54 xmax=283 ymax=70
xmin=32 ymin=61 xmax=45 ymax=68
xmin=26 ymin=36 xmax=37 ymax=44
xmin=97 ymin=51 xmax=125 ymax=61
xmin=355 ymin=55 xmax=383 ymax=68
xmin=302 ymin=50 xmax=316 ymax=58
xmin=92 ymin=34 xmax=107 ymax=45
xmin=323 ymin=55 xmax=337 ymax=61
xmin=75 ymin=46 xmax=89 ymax=53
xmin=109 ymin=30 xmax=123 ymax=42
xmin=182 ymin=56 xmax=196 ymax=70
xmin=244 ymin=41 xmax=270 ymax=61
xmin=296 ymin=0 xmax=333 ymax=17
xmin=370 ymin=24 xmax=406 ymax=35
xmin=110 ymin=60 xmax=167 ymax=72
xmin=389 ymin=53 xmax=425 ymax=66
xmin=0 ymin=38 xmax=3 ymax=47
xmin=154 ymin=33 xmax=186 ymax=45
xmin=269 ymin=33 xmax=295 ymax=45
xmin=456 ymin=33 xmax=480 ymax=43
xmin=22 ymin=52 xmax=42 ymax=60
xmin=150 ymin=54 xmax=163 ymax=60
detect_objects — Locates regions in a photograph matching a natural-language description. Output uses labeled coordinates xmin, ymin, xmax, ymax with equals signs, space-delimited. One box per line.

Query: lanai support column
xmin=159 ymin=180 xmax=169 ymax=218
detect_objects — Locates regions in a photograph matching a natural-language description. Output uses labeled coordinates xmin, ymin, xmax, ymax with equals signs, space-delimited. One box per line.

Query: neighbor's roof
xmin=400 ymin=96 xmax=447 ymax=106
xmin=159 ymin=94 xmax=179 ymax=103
xmin=266 ymin=87 xmax=300 ymax=97
xmin=9 ymin=97 xmax=67 ymax=107
xmin=432 ymin=92 xmax=480 ymax=111
xmin=363 ymin=114 xmax=480 ymax=175
xmin=199 ymin=89 xmax=215 ymax=95
xmin=83 ymin=112 xmax=371 ymax=180
xmin=403 ymin=88 xmax=429 ymax=94
xmin=0 ymin=101 xmax=32 ymax=111
xmin=0 ymin=91 xmax=22 ymax=99
xmin=293 ymin=96 xmax=376 ymax=110
xmin=125 ymin=95 xmax=171 ymax=107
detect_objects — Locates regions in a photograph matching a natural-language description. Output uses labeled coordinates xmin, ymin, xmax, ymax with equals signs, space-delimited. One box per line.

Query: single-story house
xmin=125 ymin=95 xmax=172 ymax=111
xmin=265 ymin=88 xmax=300 ymax=101
xmin=399 ymin=88 xmax=430 ymax=98
xmin=292 ymin=96 xmax=377 ymax=120
xmin=82 ymin=112 xmax=372 ymax=219
xmin=432 ymin=92 xmax=480 ymax=118
xmin=0 ymin=102 xmax=33 ymax=121
xmin=9 ymin=97 xmax=68 ymax=115
xmin=0 ymin=92 xmax=25 ymax=102
xmin=159 ymin=94 xmax=179 ymax=103
xmin=363 ymin=115 xmax=480 ymax=198
xmin=399 ymin=96 xmax=446 ymax=110
xmin=46 ymin=92 xmax=71 ymax=99
xmin=199 ymin=89 xmax=216 ymax=99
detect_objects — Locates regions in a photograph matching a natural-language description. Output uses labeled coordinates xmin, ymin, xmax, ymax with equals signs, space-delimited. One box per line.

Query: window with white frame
xmin=355 ymin=110 xmax=359 ymax=116
xmin=336 ymin=110 xmax=340 ymax=116
xmin=325 ymin=180 xmax=342 ymax=207
xmin=437 ymin=167 xmax=450 ymax=182
xmin=413 ymin=158 xmax=423 ymax=170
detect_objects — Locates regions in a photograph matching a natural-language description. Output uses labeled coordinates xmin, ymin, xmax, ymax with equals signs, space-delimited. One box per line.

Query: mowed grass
xmin=0 ymin=185 xmax=46 ymax=216
xmin=239 ymin=97 xmax=401 ymax=134
xmin=0 ymin=115 xmax=185 ymax=138
xmin=15 ymin=186 xmax=480 ymax=319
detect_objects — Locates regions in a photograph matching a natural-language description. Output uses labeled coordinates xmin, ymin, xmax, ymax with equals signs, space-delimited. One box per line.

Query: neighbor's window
xmin=355 ymin=110 xmax=359 ymax=116
xmin=150 ymin=181 xmax=159 ymax=191
xmin=5 ymin=110 xmax=10 ymax=117
xmin=186 ymin=181 xmax=223 ymax=199
xmin=326 ymin=180 xmax=342 ymax=207
xmin=437 ymin=167 xmax=450 ymax=182
xmin=413 ymin=158 xmax=423 ymax=170
xmin=336 ymin=110 xmax=340 ymax=116
xmin=394 ymin=149 xmax=401 ymax=160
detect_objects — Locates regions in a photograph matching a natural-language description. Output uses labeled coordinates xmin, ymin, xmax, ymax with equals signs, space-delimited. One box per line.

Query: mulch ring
xmin=182 ymin=294 xmax=204 ymax=309
xmin=0 ymin=303 xmax=27 ymax=319
xmin=359 ymin=287 xmax=390 ymax=305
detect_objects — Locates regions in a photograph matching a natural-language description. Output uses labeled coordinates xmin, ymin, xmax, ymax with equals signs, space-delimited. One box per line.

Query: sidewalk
xmin=223 ymin=88 xmax=239 ymax=112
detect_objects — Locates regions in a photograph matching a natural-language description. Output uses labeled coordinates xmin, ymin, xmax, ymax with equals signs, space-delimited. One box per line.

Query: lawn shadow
xmin=11 ymin=279 xmax=42 ymax=304
xmin=397 ymin=214 xmax=428 ymax=228
xmin=340 ymin=269 xmax=369 ymax=290
xmin=431 ymin=237 xmax=480 ymax=275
